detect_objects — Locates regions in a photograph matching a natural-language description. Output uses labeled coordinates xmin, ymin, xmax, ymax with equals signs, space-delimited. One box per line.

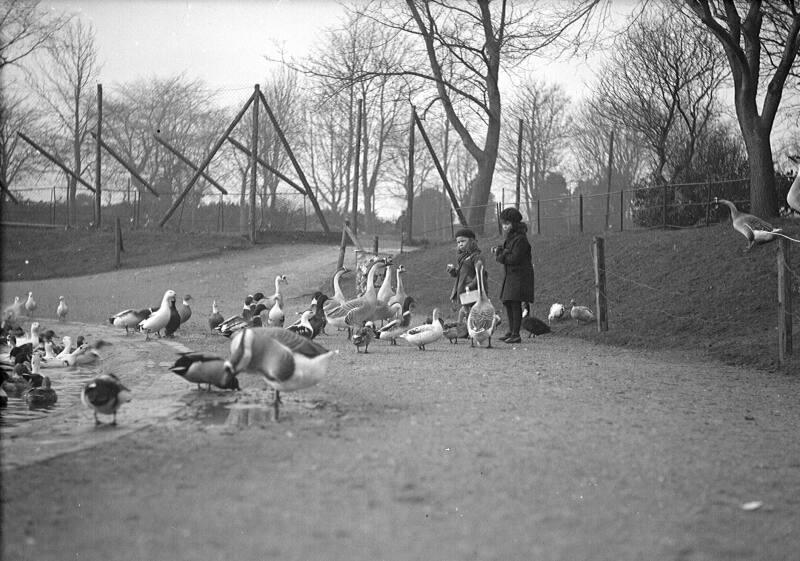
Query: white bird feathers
xmin=56 ymin=296 xmax=68 ymax=321
xmin=467 ymin=262 xmax=496 ymax=348
xmin=548 ymin=303 xmax=566 ymax=324
xmin=139 ymin=289 xmax=177 ymax=340
xmin=398 ymin=307 xmax=443 ymax=350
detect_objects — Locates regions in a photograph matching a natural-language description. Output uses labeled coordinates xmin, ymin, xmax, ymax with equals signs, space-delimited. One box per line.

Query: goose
xmin=569 ymin=299 xmax=595 ymax=324
xmin=387 ymin=265 xmax=408 ymax=308
xmin=169 ymin=351 xmax=240 ymax=391
xmin=377 ymin=297 xmax=416 ymax=345
xmin=351 ymin=321 xmax=375 ymax=353
xmin=81 ymin=373 xmax=132 ymax=425
xmin=467 ymin=262 xmax=498 ymax=348
xmin=786 ymin=156 xmax=800 ymax=214
xmin=24 ymin=291 xmax=36 ymax=316
xmin=56 ymin=296 xmax=68 ymax=321
xmin=110 ymin=308 xmax=152 ymax=335
xmin=139 ymin=289 xmax=177 ymax=340
xmin=398 ymin=307 xmax=443 ymax=350
xmin=215 ymin=303 xmax=268 ymax=337
xmin=266 ymin=298 xmax=285 ymax=327
xmin=714 ymin=197 xmax=800 ymax=250
xmin=521 ymin=303 xmax=551 ymax=338
xmin=177 ymin=294 xmax=193 ymax=325
xmin=441 ymin=320 xmax=468 ymax=344
xmin=326 ymin=260 xmax=386 ymax=334
xmin=548 ymin=303 xmax=566 ymax=324
xmin=25 ymin=374 xmax=57 ymax=407
xmin=208 ymin=300 xmax=224 ymax=331
xmin=329 ymin=267 xmax=351 ymax=305
xmin=287 ymin=310 xmax=315 ymax=339
xmin=257 ymin=275 xmax=289 ymax=309
xmin=225 ymin=327 xmax=336 ymax=421
xmin=374 ymin=264 xmax=396 ymax=323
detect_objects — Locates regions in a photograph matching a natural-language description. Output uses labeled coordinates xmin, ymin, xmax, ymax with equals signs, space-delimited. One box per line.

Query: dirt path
xmin=2 ymin=243 xmax=800 ymax=560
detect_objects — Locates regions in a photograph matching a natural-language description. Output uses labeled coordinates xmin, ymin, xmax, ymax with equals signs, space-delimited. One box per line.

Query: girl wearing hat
xmin=446 ymin=228 xmax=487 ymax=322
xmin=492 ymin=207 xmax=534 ymax=344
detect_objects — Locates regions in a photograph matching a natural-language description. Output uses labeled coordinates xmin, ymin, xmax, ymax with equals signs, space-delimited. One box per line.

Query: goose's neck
xmin=720 ymin=199 xmax=739 ymax=217
xmin=365 ymin=264 xmax=383 ymax=296
xmin=396 ymin=269 xmax=404 ymax=290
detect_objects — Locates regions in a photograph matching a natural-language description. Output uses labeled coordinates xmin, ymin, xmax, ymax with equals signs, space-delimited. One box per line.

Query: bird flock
xmin=1 ymin=256 xmax=596 ymax=423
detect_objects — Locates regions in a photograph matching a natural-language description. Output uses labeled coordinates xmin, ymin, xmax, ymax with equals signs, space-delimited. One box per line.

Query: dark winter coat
xmin=495 ymin=224 xmax=534 ymax=302
xmin=448 ymin=248 xmax=486 ymax=302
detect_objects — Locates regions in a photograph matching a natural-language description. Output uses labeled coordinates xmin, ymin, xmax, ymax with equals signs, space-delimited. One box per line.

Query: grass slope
xmin=3 ymin=221 xmax=799 ymax=370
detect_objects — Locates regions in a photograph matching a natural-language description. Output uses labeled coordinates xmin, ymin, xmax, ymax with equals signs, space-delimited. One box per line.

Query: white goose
xmin=325 ymin=260 xmax=386 ymax=333
xmin=55 ymin=336 xmax=74 ymax=360
xmin=225 ymin=327 xmax=336 ymax=421
xmin=267 ymin=298 xmax=285 ymax=327
xmin=398 ymin=307 xmax=443 ymax=350
xmin=374 ymin=264 xmax=396 ymax=324
xmin=329 ymin=267 xmax=351 ymax=305
xmin=387 ymin=265 xmax=408 ymax=307
xmin=467 ymin=262 xmax=498 ymax=347
xmin=139 ymin=290 xmax=177 ymax=341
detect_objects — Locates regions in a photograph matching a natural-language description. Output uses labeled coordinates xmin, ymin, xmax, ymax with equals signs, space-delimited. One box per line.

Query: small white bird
xmin=569 ymin=299 xmax=595 ymax=324
xmin=139 ymin=290 xmax=177 ymax=341
xmin=56 ymin=296 xmax=68 ymax=321
xmin=24 ymin=292 xmax=36 ymax=316
xmin=548 ymin=303 xmax=566 ymax=324
xmin=398 ymin=308 xmax=444 ymax=350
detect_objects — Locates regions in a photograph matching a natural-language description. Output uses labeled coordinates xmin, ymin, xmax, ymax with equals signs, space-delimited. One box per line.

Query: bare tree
xmin=681 ymin=0 xmax=800 ymax=217
xmin=0 ymin=90 xmax=44 ymax=197
xmin=0 ymin=0 xmax=70 ymax=69
xmin=29 ymin=19 xmax=100 ymax=227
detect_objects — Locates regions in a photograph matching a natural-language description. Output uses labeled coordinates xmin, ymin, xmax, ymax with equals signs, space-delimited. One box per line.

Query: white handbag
xmin=459 ymin=288 xmax=479 ymax=305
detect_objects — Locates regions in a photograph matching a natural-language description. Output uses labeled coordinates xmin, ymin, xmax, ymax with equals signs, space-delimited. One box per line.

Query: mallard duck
xmin=387 ymin=265 xmax=408 ymax=308
xmin=56 ymin=296 xmax=68 ymax=321
xmin=225 ymin=327 xmax=336 ymax=421
xmin=326 ymin=260 xmax=386 ymax=334
xmin=139 ymin=289 xmax=177 ymax=340
xmin=377 ymin=297 xmax=415 ymax=345
xmin=467 ymin=262 xmax=497 ymax=348
xmin=548 ymin=303 xmax=566 ymax=324
xmin=24 ymin=291 xmax=36 ymax=316
xmin=208 ymin=300 xmax=224 ymax=331
xmin=110 ymin=308 xmax=152 ymax=335
xmin=398 ymin=307 xmax=443 ymax=350
xmin=2 ymin=360 xmax=32 ymax=396
xmin=569 ymin=299 xmax=595 ymax=324
xmin=714 ymin=197 xmax=800 ymax=250
xmin=169 ymin=351 xmax=240 ymax=391
xmin=442 ymin=320 xmax=468 ymax=344
xmin=521 ymin=303 xmax=551 ymax=338
xmin=215 ymin=304 xmax=267 ymax=337
xmin=287 ymin=310 xmax=315 ymax=339
xmin=25 ymin=375 xmax=57 ymax=407
xmin=351 ymin=321 xmax=375 ymax=353
xmin=178 ymin=294 xmax=193 ymax=324
xmin=81 ymin=373 xmax=132 ymax=425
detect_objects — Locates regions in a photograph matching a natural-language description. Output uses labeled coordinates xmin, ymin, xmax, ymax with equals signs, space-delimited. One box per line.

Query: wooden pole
xmin=705 ymin=179 xmax=711 ymax=227
xmin=95 ymin=83 xmax=102 ymax=228
xmin=154 ymin=134 xmax=227 ymax=194
xmin=619 ymin=188 xmax=624 ymax=232
xmin=515 ymin=118 xmax=523 ymax=208
xmin=406 ymin=106 xmax=415 ymax=244
xmin=257 ymin=90 xmax=329 ymax=233
xmin=337 ymin=220 xmax=349 ymax=270
xmin=18 ymin=132 xmax=95 ymax=192
xmin=351 ymin=98 xmax=362 ymax=234
xmin=605 ymin=131 xmax=614 ymax=230
xmin=373 ymin=235 xmax=379 ymax=255
xmin=536 ymin=199 xmax=541 ymax=235
xmin=663 ymin=183 xmax=668 ymax=229
xmin=160 ymin=91 xmax=255 ymax=227
xmin=593 ymin=236 xmax=608 ymax=332
xmin=114 ymin=216 xmax=122 ymax=269
xmin=90 ymin=132 xmax=159 ymax=197
xmin=226 ymin=137 xmax=304 ymax=195
xmin=412 ymin=109 xmax=468 ymax=227
xmin=0 ymin=176 xmax=19 ymax=204
xmin=778 ymin=238 xmax=792 ymax=364
xmin=579 ymin=194 xmax=584 ymax=233
xmin=249 ymin=84 xmax=259 ymax=243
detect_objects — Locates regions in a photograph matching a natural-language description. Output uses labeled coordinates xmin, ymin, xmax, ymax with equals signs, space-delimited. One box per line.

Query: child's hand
xmin=446 ymin=263 xmax=455 ymax=273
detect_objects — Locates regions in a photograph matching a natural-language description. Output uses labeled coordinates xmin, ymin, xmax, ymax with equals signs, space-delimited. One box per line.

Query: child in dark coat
xmin=492 ymin=207 xmax=534 ymax=344
xmin=447 ymin=228 xmax=487 ymax=323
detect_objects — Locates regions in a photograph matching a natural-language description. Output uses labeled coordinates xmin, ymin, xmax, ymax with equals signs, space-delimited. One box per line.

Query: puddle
xmin=190 ymin=398 xmax=235 ymax=426
xmin=1 ymin=366 xmax=98 ymax=429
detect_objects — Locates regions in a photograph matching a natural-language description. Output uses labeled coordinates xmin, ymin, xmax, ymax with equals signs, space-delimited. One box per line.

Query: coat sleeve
xmin=495 ymin=237 xmax=528 ymax=266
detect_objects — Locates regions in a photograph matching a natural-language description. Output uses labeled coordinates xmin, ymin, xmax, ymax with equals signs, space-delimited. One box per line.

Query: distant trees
xmin=0 ymin=0 xmax=70 ymax=70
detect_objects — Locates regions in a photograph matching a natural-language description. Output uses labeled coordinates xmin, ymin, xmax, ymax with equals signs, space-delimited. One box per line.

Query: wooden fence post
xmin=619 ymin=188 xmax=624 ymax=232
xmin=114 ymin=216 xmax=123 ymax=269
xmin=663 ymin=183 xmax=668 ymax=229
xmin=593 ymin=236 xmax=608 ymax=332
xmin=373 ymin=236 xmax=379 ymax=255
xmin=95 ymin=83 xmax=102 ymax=229
xmin=579 ymin=194 xmax=584 ymax=233
xmin=778 ymin=238 xmax=792 ymax=365
xmin=337 ymin=220 xmax=349 ymax=270
xmin=536 ymin=200 xmax=541 ymax=235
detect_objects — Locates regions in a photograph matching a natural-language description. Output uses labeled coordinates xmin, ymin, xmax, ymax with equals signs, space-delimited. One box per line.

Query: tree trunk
xmin=465 ymin=157 xmax=496 ymax=234
xmin=745 ymin=126 xmax=778 ymax=217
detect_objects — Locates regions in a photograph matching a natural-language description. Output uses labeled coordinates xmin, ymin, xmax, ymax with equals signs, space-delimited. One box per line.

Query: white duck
xmin=326 ymin=260 xmax=386 ymax=333
xmin=138 ymin=290 xmax=177 ymax=341
xmin=15 ymin=321 xmax=41 ymax=348
xmin=225 ymin=327 xmax=337 ymax=421
xmin=56 ymin=296 xmax=68 ymax=321
xmin=55 ymin=336 xmax=74 ymax=359
xmin=258 ymin=275 xmax=289 ymax=309
xmin=548 ymin=303 xmax=566 ymax=324
xmin=714 ymin=197 xmax=800 ymax=250
xmin=387 ymin=265 xmax=408 ymax=308
xmin=110 ymin=308 xmax=152 ymax=335
xmin=24 ymin=291 xmax=36 ymax=316
xmin=377 ymin=296 xmax=415 ymax=345
xmin=398 ymin=307 xmax=443 ymax=350
xmin=569 ymin=299 xmax=595 ymax=324
xmin=266 ymin=298 xmax=285 ymax=327
xmin=287 ymin=310 xmax=315 ymax=339
xmin=467 ymin=262 xmax=498 ymax=348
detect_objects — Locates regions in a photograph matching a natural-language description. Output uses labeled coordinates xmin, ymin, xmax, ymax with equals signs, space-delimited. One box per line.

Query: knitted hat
xmin=454 ymin=228 xmax=476 ymax=239
xmin=500 ymin=207 xmax=523 ymax=223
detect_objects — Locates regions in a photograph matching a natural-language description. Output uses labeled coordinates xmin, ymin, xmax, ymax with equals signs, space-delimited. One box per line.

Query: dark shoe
xmin=504 ymin=335 xmax=522 ymax=344
xmin=498 ymin=332 xmax=512 ymax=341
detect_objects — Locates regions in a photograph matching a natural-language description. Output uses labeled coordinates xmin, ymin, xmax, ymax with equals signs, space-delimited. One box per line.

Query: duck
xmin=241 ymin=295 xmax=255 ymax=322
xmin=785 ymin=156 xmax=800 ymax=214
xmin=351 ymin=321 xmax=376 ymax=353
xmin=387 ymin=265 xmax=408 ymax=307
xmin=110 ymin=308 xmax=152 ymax=335
xmin=56 ymin=296 xmax=68 ymax=321
xmin=377 ymin=297 xmax=416 ymax=345
xmin=139 ymin=289 xmax=177 ymax=340
xmin=3 ymin=296 xmax=25 ymax=321
xmin=225 ymin=327 xmax=337 ymax=421
xmin=177 ymin=294 xmax=193 ymax=325
xmin=208 ymin=300 xmax=224 ymax=331
xmin=81 ymin=373 xmax=132 ymax=425
xmin=326 ymin=260 xmax=386 ymax=334
xmin=308 ymin=293 xmax=328 ymax=338
xmin=266 ymin=298 xmax=285 ymax=327
xmin=714 ymin=197 xmax=800 ymax=250
xmin=441 ymin=320 xmax=469 ymax=344
xmin=25 ymin=375 xmax=57 ymax=407
xmin=569 ymin=299 xmax=595 ymax=324
xmin=60 ymin=339 xmax=111 ymax=367
xmin=54 ymin=335 xmax=74 ymax=359
xmin=521 ymin=303 xmax=551 ymax=338
xmin=548 ymin=303 xmax=566 ymax=324
xmin=215 ymin=303 xmax=268 ymax=337
xmin=169 ymin=351 xmax=240 ymax=391
xmin=15 ymin=321 xmax=41 ymax=348
xmin=287 ymin=310 xmax=315 ymax=339
xmin=398 ymin=307 xmax=444 ymax=350
xmin=163 ymin=295 xmax=182 ymax=338
xmin=257 ymin=275 xmax=289 ymax=310
xmin=467 ymin=262 xmax=498 ymax=347
xmin=24 ymin=291 xmax=36 ymax=316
